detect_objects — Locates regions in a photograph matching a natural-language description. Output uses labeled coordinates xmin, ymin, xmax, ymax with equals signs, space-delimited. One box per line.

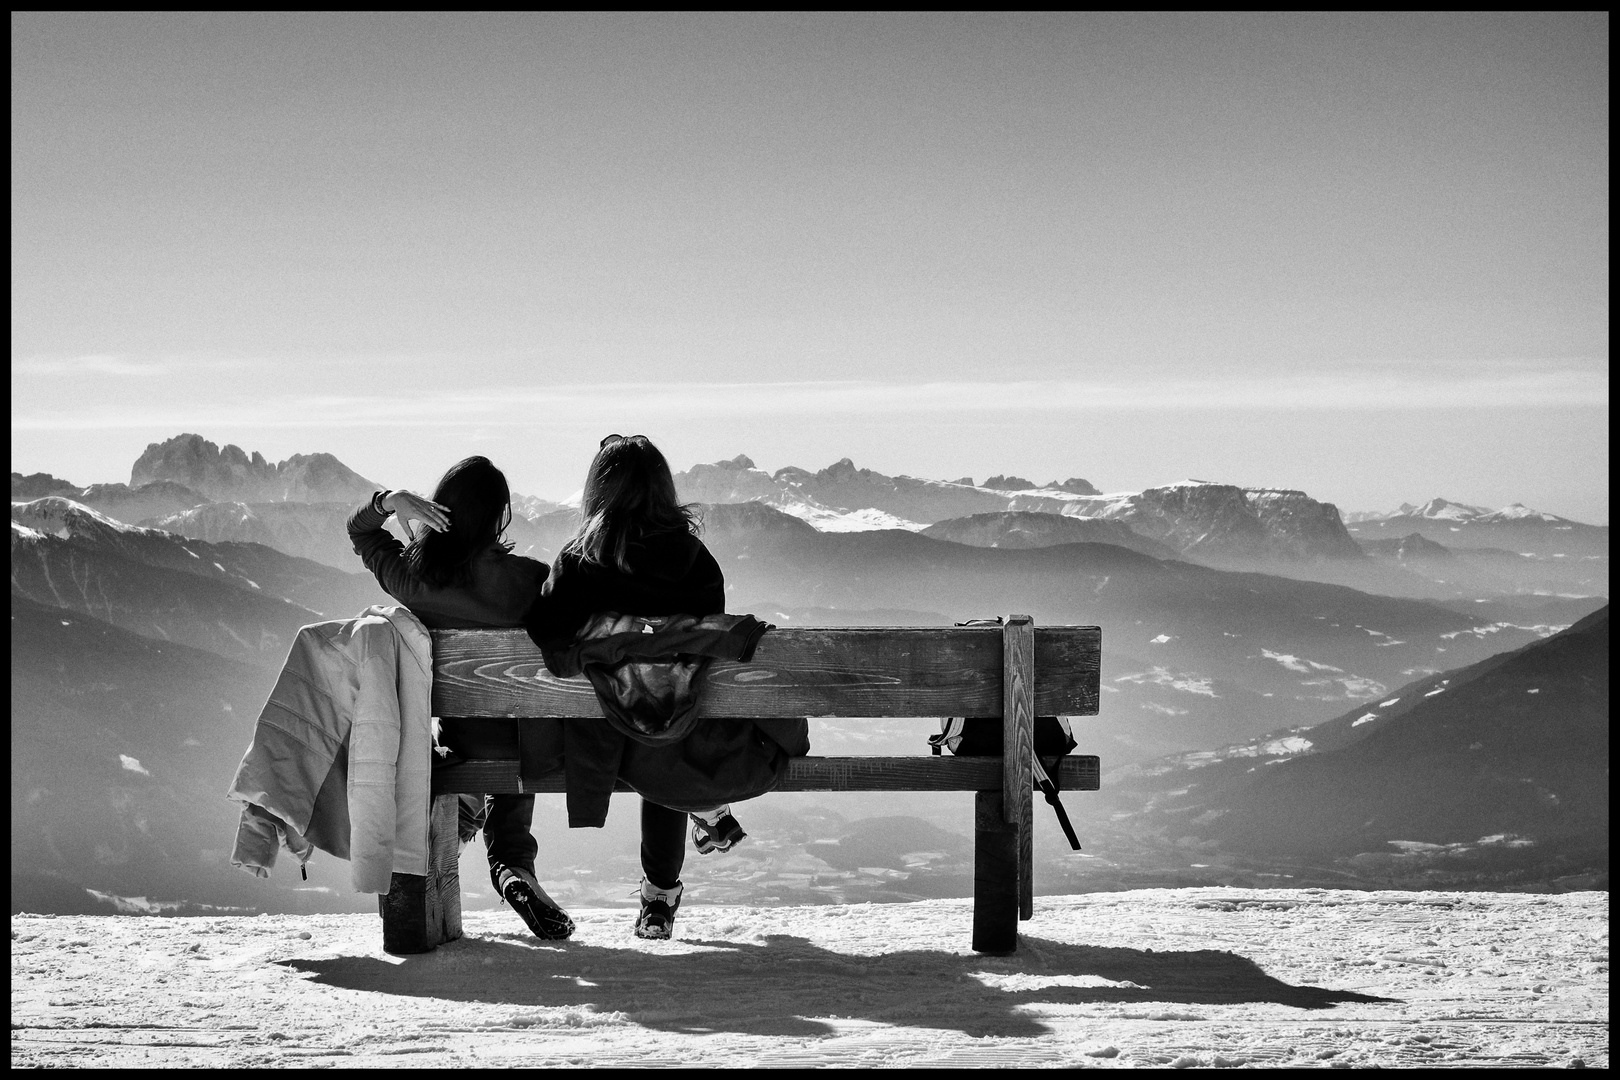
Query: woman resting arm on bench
xmin=347 ymin=455 xmax=576 ymax=941
xmin=524 ymin=434 xmax=807 ymax=941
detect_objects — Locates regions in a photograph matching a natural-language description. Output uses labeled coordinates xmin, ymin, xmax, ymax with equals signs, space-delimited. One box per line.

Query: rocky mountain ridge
xmin=13 ymin=471 xmax=213 ymax=523
xmin=1067 ymin=481 xmax=1365 ymax=565
xmin=20 ymin=438 xmax=1605 ymax=599
xmin=11 ymin=496 xmax=388 ymax=664
xmin=676 ymin=458 xmax=1366 ymax=566
xmin=918 ymin=511 xmax=1180 ymax=560
xmin=130 ymin=433 xmax=378 ymax=504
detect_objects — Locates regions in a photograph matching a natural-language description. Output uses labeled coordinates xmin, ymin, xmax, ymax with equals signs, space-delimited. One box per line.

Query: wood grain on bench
xmin=423 ymin=618 xmax=1102 ymax=956
xmin=430 ymin=626 xmax=1101 ymax=718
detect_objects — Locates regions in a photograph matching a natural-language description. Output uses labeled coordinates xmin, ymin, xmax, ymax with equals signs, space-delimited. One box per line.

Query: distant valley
xmin=1075 ymin=607 xmax=1609 ymax=893
xmin=10 ymin=434 xmax=1608 ymax=913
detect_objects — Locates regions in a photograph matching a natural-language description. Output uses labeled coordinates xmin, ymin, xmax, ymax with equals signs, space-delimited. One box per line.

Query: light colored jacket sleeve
xmin=378 ymin=606 xmax=435 ymax=882
xmin=231 ymin=803 xmax=315 ymax=879
xmin=345 ymin=606 xmax=434 ymax=894
xmin=347 ymin=620 xmax=404 ymax=894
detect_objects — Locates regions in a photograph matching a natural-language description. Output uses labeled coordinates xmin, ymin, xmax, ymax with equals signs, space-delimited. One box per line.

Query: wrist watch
xmin=372 ymin=489 xmax=393 ymax=516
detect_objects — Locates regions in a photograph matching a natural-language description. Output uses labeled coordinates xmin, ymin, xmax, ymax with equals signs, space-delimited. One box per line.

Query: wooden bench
xmin=392 ymin=615 xmax=1100 ymax=955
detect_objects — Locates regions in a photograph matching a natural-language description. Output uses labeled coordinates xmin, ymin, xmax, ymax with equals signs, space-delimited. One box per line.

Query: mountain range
xmin=130 ymin=432 xmax=379 ymax=504
xmin=668 ymin=456 xmax=1607 ymax=599
xmin=1342 ymin=498 xmax=1607 ymax=596
xmin=17 ymin=437 xmax=1605 ymax=595
xmin=672 ymin=457 xmax=1368 ymax=562
xmin=10 ymin=497 xmax=389 ymax=665
xmin=694 ymin=501 xmax=1595 ymax=763
xmin=9 ymin=434 xmax=1607 ymax=911
xmin=918 ymin=511 xmax=1180 ymax=559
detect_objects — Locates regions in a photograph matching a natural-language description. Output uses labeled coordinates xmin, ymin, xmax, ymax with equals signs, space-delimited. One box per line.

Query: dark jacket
xmin=523 ymin=528 xmax=809 ymax=827
xmin=524 ymin=527 xmax=724 ymax=647
xmin=541 ymin=611 xmax=772 ymax=744
xmin=348 ymin=495 xmax=547 ymax=630
xmin=349 ymin=494 xmax=561 ymax=782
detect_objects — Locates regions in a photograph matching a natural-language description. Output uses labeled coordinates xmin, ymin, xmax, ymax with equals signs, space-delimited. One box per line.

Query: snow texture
xmin=12 ymin=889 xmax=1607 ymax=1068
xmin=775 ymin=503 xmax=928 ymax=533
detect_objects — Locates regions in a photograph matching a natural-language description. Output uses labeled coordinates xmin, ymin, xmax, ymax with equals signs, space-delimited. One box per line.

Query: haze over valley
xmin=8 ymin=17 xmax=1608 ymax=1071
xmin=10 ymin=433 xmax=1608 ymax=916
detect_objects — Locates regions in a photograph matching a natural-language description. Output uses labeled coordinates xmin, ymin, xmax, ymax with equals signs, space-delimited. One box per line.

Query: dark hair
xmin=405 ymin=456 xmax=513 ymax=588
xmin=562 ymin=435 xmax=699 ymax=572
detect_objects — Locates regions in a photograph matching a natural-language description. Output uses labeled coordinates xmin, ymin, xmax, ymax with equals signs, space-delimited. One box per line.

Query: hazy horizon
xmin=12 ymin=13 xmax=1610 ymax=521
xmin=7 ymin=419 xmax=1615 ymax=524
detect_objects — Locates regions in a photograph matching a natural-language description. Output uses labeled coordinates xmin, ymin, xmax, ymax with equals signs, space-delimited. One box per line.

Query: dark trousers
xmin=641 ymin=799 xmax=687 ymax=890
xmin=460 ymin=792 xmax=684 ymax=888
xmin=458 ymin=794 xmax=538 ymax=877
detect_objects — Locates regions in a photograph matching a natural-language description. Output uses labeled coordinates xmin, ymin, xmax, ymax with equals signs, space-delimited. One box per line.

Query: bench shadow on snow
xmin=275 ymin=931 xmax=1397 ymax=1039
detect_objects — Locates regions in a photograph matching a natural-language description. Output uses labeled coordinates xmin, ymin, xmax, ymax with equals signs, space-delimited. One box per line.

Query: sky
xmin=10 ymin=12 xmax=1610 ymax=520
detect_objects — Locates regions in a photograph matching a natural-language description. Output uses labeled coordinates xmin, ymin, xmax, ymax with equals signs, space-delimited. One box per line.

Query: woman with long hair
xmin=525 ymin=434 xmax=806 ymax=940
xmin=347 ymin=455 xmax=575 ymax=940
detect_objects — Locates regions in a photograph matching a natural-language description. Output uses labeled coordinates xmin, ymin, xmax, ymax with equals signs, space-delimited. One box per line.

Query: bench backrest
xmin=431 ymin=621 xmax=1101 ymax=719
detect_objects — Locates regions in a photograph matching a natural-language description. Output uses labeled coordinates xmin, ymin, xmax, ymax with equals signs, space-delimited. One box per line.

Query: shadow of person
xmin=274 ymin=931 xmax=1398 ymax=1039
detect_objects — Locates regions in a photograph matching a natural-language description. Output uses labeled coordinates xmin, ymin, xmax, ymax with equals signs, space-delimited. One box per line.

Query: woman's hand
xmin=383 ymin=489 xmax=451 ymax=541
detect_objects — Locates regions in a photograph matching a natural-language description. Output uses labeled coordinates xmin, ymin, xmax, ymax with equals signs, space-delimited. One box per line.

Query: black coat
xmin=348 ymin=496 xmax=546 ymax=628
xmin=522 ymin=528 xmax=808 ymax=827
xmin=524 ymin=527 xmax=724 ymax=648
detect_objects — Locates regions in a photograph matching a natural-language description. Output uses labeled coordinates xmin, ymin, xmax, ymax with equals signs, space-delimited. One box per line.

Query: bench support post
xmin=1003 ymin=615 xmax=1035 ymax=920
xmin=380 ymin=792 xmax=464 ymax=954
xmin=972 ymin=789 xmax=1019 ymax=954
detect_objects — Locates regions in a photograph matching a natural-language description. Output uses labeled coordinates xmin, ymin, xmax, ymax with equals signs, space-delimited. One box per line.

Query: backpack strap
xmin=1032 ymin=756 xmax=1082 ymax=851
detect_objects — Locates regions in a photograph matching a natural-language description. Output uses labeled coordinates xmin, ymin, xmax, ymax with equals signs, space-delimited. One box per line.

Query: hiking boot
xmin=491 ymin=862 xmax=575 ymax=941
xmin=690 ymin=807 xmax=746 ymax=855
xmin=634 ymin=878 xmax=683 ymax=940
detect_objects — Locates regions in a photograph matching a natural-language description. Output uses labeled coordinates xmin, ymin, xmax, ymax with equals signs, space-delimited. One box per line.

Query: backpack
xmin=927 ymin=716 xmax=1083 ymax=851
xmin=927 ymin=619 xmax=1083 ymax=851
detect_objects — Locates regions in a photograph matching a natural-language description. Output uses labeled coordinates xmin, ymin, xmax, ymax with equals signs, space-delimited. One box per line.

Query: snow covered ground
xmin=12 ymin=889 xmax=1607 ymax=1068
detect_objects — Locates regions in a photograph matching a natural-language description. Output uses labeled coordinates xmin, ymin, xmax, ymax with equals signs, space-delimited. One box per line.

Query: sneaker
xmin=634 ymin=878 xmax=683 ymax=940
xmin=491 ymin=862 xmax=575 ymax=941
xmin=690 ymin=807 xmax=747 ymax=855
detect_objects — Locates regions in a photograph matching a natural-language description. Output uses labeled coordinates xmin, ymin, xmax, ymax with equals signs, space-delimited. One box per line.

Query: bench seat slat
xmin=432 ymin=755 xmax=1101 ymax=795
xmin=431 ymin=626 xmax=1100 ymax=719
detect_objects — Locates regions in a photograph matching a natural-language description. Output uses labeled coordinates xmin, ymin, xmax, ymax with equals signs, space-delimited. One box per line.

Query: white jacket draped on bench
xmin=229 ymin=605 xmax=434 ymax=894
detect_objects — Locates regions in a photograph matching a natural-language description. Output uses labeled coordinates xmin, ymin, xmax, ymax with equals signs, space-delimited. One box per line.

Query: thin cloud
xmin=11 ymin=367 xmax=1607 ymax=431
xmin=13 ymin=355 xmax=170 ymax=377
xmin=14 ymin=354 xmax=262 ymax=378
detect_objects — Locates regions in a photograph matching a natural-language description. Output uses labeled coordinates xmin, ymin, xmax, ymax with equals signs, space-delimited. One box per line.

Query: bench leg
xmin=380 ymin=793 xmax=464 ymax=954
xmin=427 ymin=791 xmax=464 ymax=945
xmin=972 ymin=790 xmax=1018 ymax=954
xmin=1018 ymin=787 xmax=1034 ymax=921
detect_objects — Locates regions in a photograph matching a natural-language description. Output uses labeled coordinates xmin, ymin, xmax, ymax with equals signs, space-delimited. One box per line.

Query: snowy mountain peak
xmin=1476 ymin=502 xmax=1566 ymax=524
xmin=1346 ymin=498 xmax=1584 ymax=527
xmin=11 ymin=496 xmax=153 ymax=539
xmin=1412 ymin=497 xmax=1493 ymax=521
